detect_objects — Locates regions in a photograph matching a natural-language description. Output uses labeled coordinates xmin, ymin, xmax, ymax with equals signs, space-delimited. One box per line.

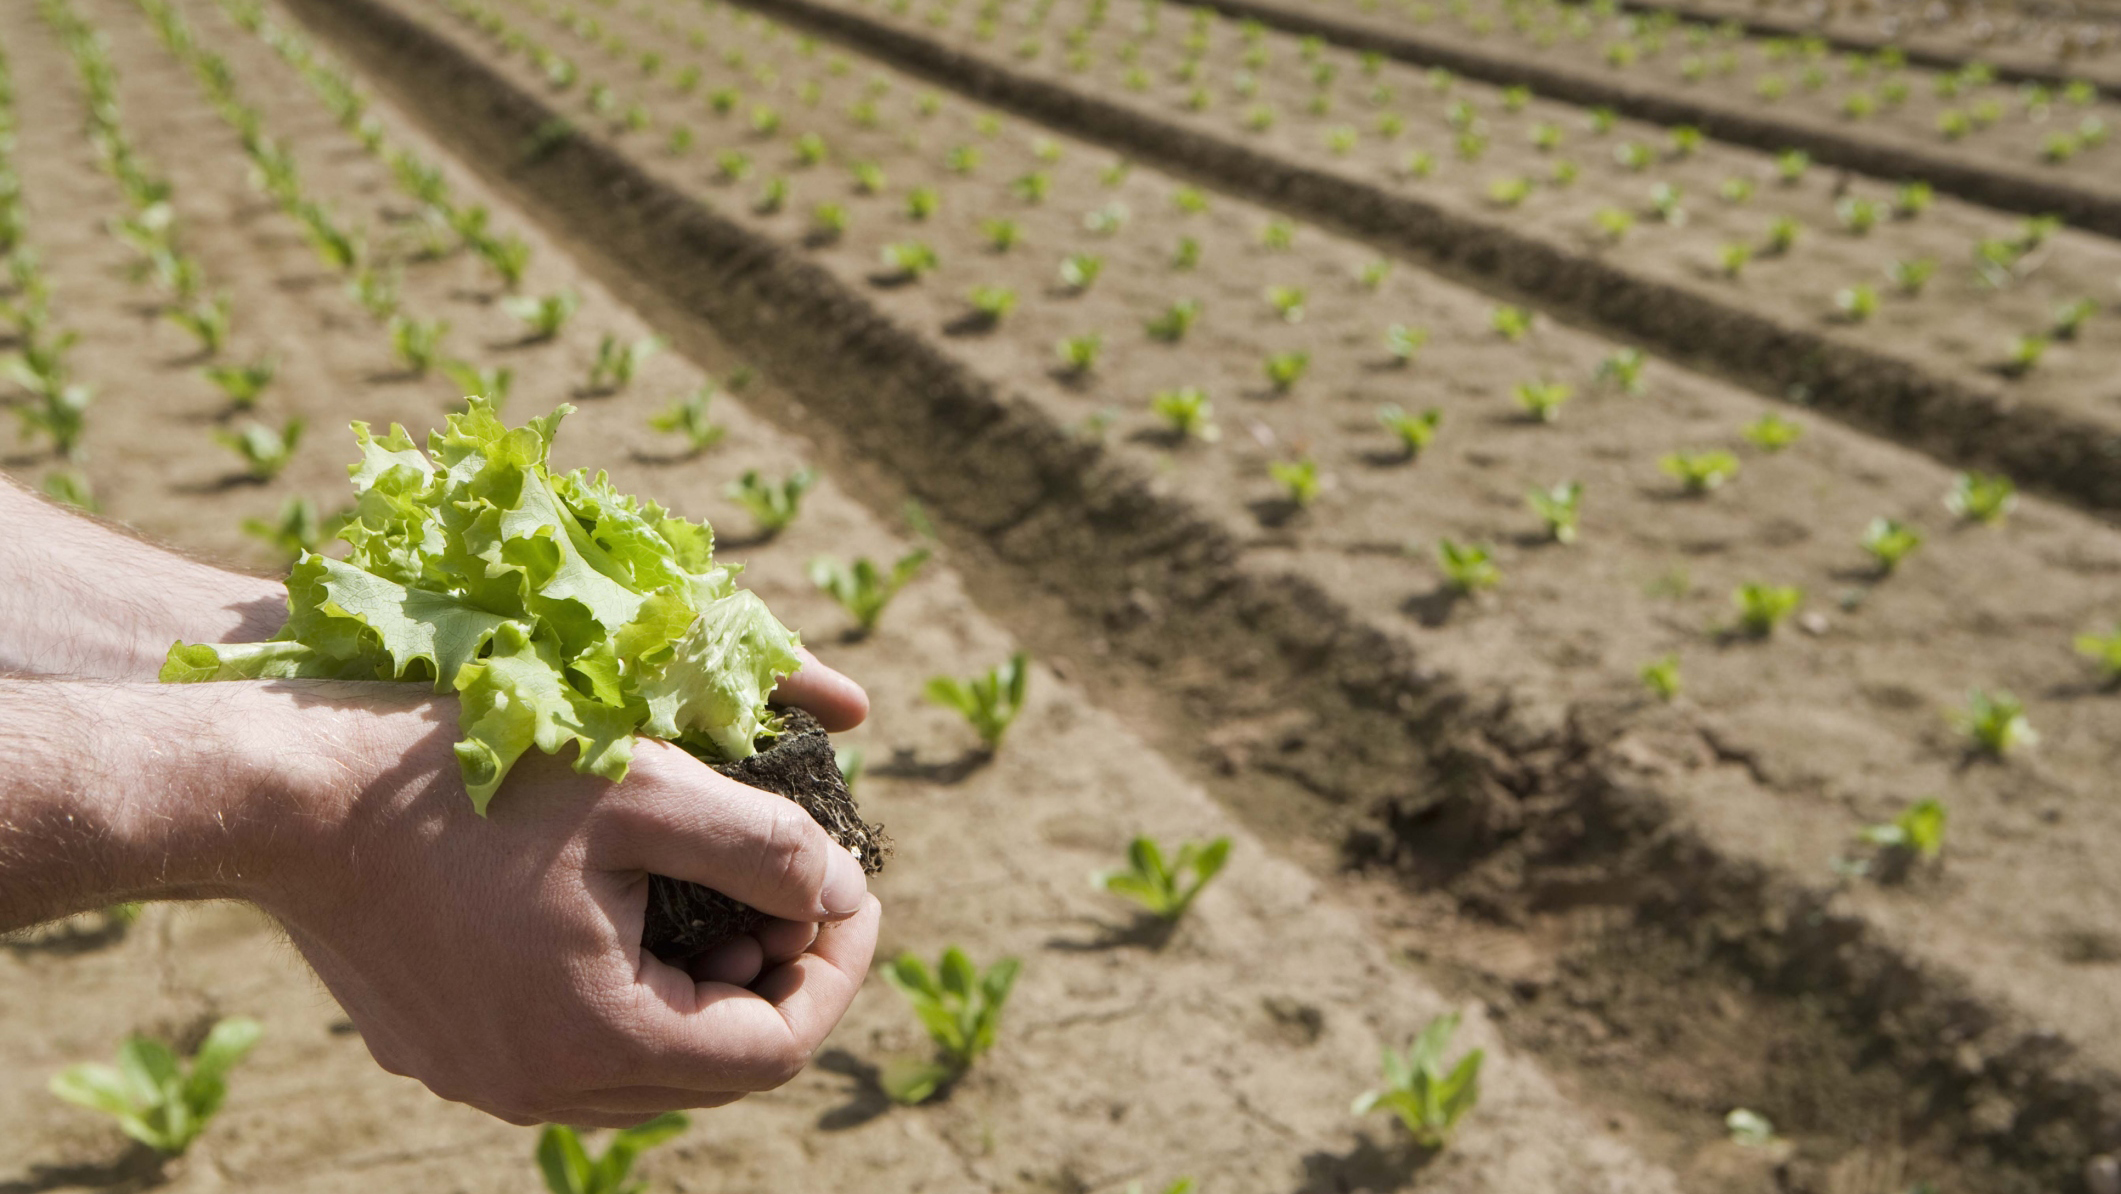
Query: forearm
xmin=0 ymin=676 xmax=300 ymax=932
xmin=0 ymin=475 xmax=285 ymax=680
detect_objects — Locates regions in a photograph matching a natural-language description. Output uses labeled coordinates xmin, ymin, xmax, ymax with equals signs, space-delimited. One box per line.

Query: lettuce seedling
xmin=1860 ymin=798 xmax=1945 ymax=862
xmin=204 ymin=357 xmax=276 ymax=411
xmin=51 ymin=1017 xmax=261 ymax=1157
xmin=503 ymin=290 xmax=580 ymax=342
xmin=1486 ymin=177 xmax=1532 ymax=207
xmin=880 ymin=948 xmax=1022 ymax=1105
xmin=2074 ymin=625 xmax=2121 ymax=683
xmin=1082 ymin=202 xmax=1129 ymax=236
xmin=1649 ymin=182 xmax=1686 ymax=225
xmin=440 ymin=359 xmax=514 ymax=407
xmin=1718 ymin=242 xmax=1752 ymax=278
xmin=42 ymin=469 xmax=98 ymax=513
xmin=905 ymin=186 xmax=940 ymax=221
xmin=536 ymin=1112 xmax=688 ymax=1194
xmin=1094 ymin=835 xmax=1230 ymax=923
xmin=809 ymin=549 xmax=931 ymax=635
xmin=1514 ymin=380 xmax=1571 ymax=422
xmin=1359 ymin=259 xmax=1392 ymax=290
xmin=12 ymin=382 xmax=90 ymax=460
xmin=1611 ymin=141 xmax=1652 ymax=171
xmin=925 ymin=651 xmax=1030 ymax=751
xmin=1886 ymin=257 xmax=1935 ymax=296
xmin=242 ymin=495 xmax=348 ymax=561
xmin=1490 ymin=305 xmax=1533 ymax=341
xmin=980 ymin=217 xmax=1021 ymax=252
xmin=1378 ymin=404 xmax=1441 ymax=458
xmin=1945 ymin=471 xmax=2015 ymax=523
xmin=1732 ymin=582 xmax=1801 ymax=637
xmin=1055 ymin=333 xmax=1103 ymax=376
xmin=1526 ymin=481 xmax=1582 ymax=543
xmin=1727 ymin=1108 xmax=1777 ymax=1147
xmin=810 ymin=203 xmax=849 ymax=242
xmin=1436 ymin=539 xmax=1499 ymax=594
xmin=1764 ymin=215 xmax=1801 ymax=255
xmin=1145 ymin=298 xmax=1201 ymax=342
xmin=586 ymin=335 xmax=661 ymax=394
xmin=349 ymin=264 xmax=399 ymax=320
xmin=1151 ymin=386 xmax=1217 ymax=441
xmin=1592 ymin=206 xmax=1634 ymax=243
xmin=1775 ymin=148 xmax=1810 ymax=183
xmin=1265 ymin=285 xmax=1307 ymax=323
xmin=1835 ymin=196 xmax=1882 ymax=235
xmin=1260 ymin=219 xmax=1296 ymax=250
xmin=647 ymin=386 xmax=725 ymax=454
xmin=1953 ymin=689 xmax=2036 ymax=756
xmin=1640 ymin=653 xmax=1681 ymax=700
xmin=389 ymin=315 xmax=449 ymax=376
xmin=1009 ymin=170 xmax=1049 ymax=203
xmin=166 ymin=293 xmax=231 ymax=358
xmin=1719 ymin=177 xmax=1755 ymax=204
xmin=1352 ymin=1011 xmax=1483 ymax=1150
xmin=728 ymin=467 xmax=817 ymax=537
xmin=1263 ymin=350 xmax=1310 ymax=393
xmin=1834 ymin=284 xmax=1878 ymax=322
xmin=215 ymin=418 xmax=303 ymax=482
xmin=1894 ymin=181 xmax=1933 ymax=217
xmin=1058 ymin=252 xmax=1103 ymax=292
xmin=1596 ymin=348 xmax=1646 ymax=394
xmin=1862 ymin=517 xmax=1923 ymax=573
xmin=2052 ymin=297 xmax=2098 ymax=340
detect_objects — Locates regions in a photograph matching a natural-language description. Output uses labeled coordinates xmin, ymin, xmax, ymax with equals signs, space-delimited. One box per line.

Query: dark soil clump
xmin=643 ymin=707 xmax=888 ymax=962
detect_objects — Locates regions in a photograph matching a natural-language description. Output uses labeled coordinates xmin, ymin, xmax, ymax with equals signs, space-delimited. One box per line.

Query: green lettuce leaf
xmin=161 ymin=399 xmax=803 ymax=814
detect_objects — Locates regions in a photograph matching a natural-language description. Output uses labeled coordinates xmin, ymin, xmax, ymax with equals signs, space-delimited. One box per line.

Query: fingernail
xmin=819 ymin=845 xmax=867 ymax=919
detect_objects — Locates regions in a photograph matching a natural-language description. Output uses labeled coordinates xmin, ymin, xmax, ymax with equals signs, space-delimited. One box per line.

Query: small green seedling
xmin=1596 ymin=348 xmax=1646 ymax=395
xmin=242 ymin=495 xmax=347 ymax=561
xmin=1436 ymin=539 xmax=1499 ymax=594
xmin=1953 ymin=689 xmax=2036 ymax=756
xmin=1384 ymin=323 xmax=1428 ymax=364
xmin=810 ymin=203 xmax=849 ymax=242
xmin=473 ymin=233 xmax=532 ymax=290
xmin=1265 ymin=285 xmax=1306 ymax=323
xmin=1719 ymin=242 xmax=1752 ymax=278
xmin=50 ymin=1017 xmax=261 ymax=1156
xmin=1860 ymin=798 xmax=1946 ymax=862
xmin=203 ymin=357 xmax=276 ymax=410
xmin=1172 ymin=237 xmax=1201 ymax=270
xmin=1945 ymin=471 xmax=2015 ymax=524
xmin=1640 ymin=653 xmax=1681 ymax=700
xmin=1732 ymin=583 xmax=1802 ymax=637
xmin=1662 ymin=450 xmax=1740 ymax=493
xmin=980 ymin=218 xmax=1021 ymax=252
xmin=1358 ymin=259 xmax=1392 ymax=290
xmin=1514 ymin=380 xmax=1572 ymax=422
xmin=1093 ymin=835 xmax=1231 ymax=923
xmin=42 ymin=470 xmax=98 ymax=513
xmin=1775 ymin=148 xmax=1810 ymax=182
xmin=1592 ymin=207 xmax=1634 ymax=243
xmin=349 ymin=265 xmax=399 ymax=320
xmin=1056 ymin=333 xmax=1103 ymax=376
xmin=905 ymin=186 xmax=940 ymax=221
xmin=1862 ymin=517 xmax=1923 ymax=573
xmin=925 ymin=651 xmax=1030 ymax=752
xmin=1059 ymin=252 xmax=1104 ymax=291
xmin=1764 ymin=215 xmax=1802 ymax=255
xmin=880 ymin=241 xmax=940 ymax=280
xmin=586 ymin=335 xmax=662 ymax=393
xmin=2000 ymin=334 xmax=2049 ymax=377
xmin=2073 ymin=625 xmax=2121 ymax=683
xmin=1263 ymin=350 xmax=1310 ymax=392
xmin=1151 ymin=386 xmax=1217 ymax=441
xmin=1490 ymin=304 xmax=1533 ymax=341
xmin=1144 ymin=298 xmax=1201 ymax=342
xmin=2052 ymin=297 xmax=2098 ymax=340
xmin=1895 ymin=181 xmax=1933 ymax=217
xmin=1741 ymin=413 xmax=1802 ymax=452
xmin=216 ymin=418 xmax=303 ymax=482
xmin=1270 ymin=458 xmax=1320 ymax=507
xmin=167 ymin=294 xmax=231 ymax=357
xmin=1378 ymin=404 xmax=1441 ymax=458
xmin=1886 ymin=257 xmax=1936 ymax=296
xmin=502 ymin=290 xmax=579 ymax=341
xmin=389 ymin=315 xmax=449 ymax=376
xmin=1836 ymin=196 xmax=1883 ymax=235
xmin=647 ymin=386 xmax=726 ymax=454
xmin=1834 ymin=284 xmax=1879 ymax=322
xmin=536 ymin=1112 xmax=688 ymax=1194
xmin=966 ymin=285 xmax=1018 ymax=326
xmin=1727 ymin=1108 xmax=1778 ymax=1147
xmin=1352 ymin=1011 xmax=1484 ymax=1150
xmin=727 ymin=467 xmax=817 ymax=537
xmin=880 ymin=947 xmax=1022 ymax=1105
xmin=809 ymin=549 xmax=931 ymax=635
xmin=440 ymin=360 xmax=513 ymax=406
xmin=1526 ymin=481 xmax=1582 ymax=543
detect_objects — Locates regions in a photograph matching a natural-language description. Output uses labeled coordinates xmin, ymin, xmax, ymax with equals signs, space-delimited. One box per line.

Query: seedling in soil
xmin=1401 ymin=150 xmax=1436 ymax=178
xmin=586 ymin=335 xmax=661 ymax=394
xmin=1265 ymin=285 xmax=1307 ymax=323
xmin=1145 ymin=298 xmax=1202 ymax=342
xmin=161 ymin=292 xmax=232 ymax=358
xmin=1764 ymin=216 xmax=1802 ymax=255
xmin=980 ymin=218 xmax=1022 ymax=252
xmin=754 ymin=177 xmax=788 ymax=216
xmin=2074 ymin=625 xmax=2121 ymax=683
xmin=1526 ymin=481 xmax=1583 ymax=543
xmin=1172 ymin=186 xmax=1210 ymax=215
xmin=1732 ymin=583 xmax=1802 ymax=637
xmin=1649 ymin=182 xmax=1686 ymax=225
xmin=1894 ymin=181 xmax=1933 ymax=217
xmin=475 ymin=234 xmax=533 ymax=290
xmin=1587 ymin=106 xmax=1616 ymax=133
xmin=1669 ymin=125 xmax=1704 ymax=156
xmin=944 ymin=144 xmax=981 ymax=175
xmin=1486 ymin=176 xmax=1532 ymax=207
xmin=1008 ymin=170 xmax=1049 ymax=205
xmin=647 ymin=386 xmax=726 ymax=454
xmin=852 ymin=162 xmax=888 ymax=195
xmin=1592 ymin=207 xmax=1635 ymax=243
xmin=203 ymin=358 xmax=276 ymax=411
xmin=1094 ymin=835 xmax=1231 ymax=923
xmin=1513 ymin=380 xmax=1572 ymax=423
xmin=1082 ymin=202 xmax=1129 ymax=236
xmin=1151 ymin=387 xmax=1218 ymax=441
xmin=1886 ymin=257 xmax=1936 ymax=296
xmin=1383 ymin=323 xmax=1429 ymax=365
xmin=1833 ymin=284 xmax=1878 ymax=322
xmin=1059 ymin=252 xmax=1104 ymax=292
xmin=1055 ymin=333 xmax=1103 ymax=376
xmin=502 ymin=290 xmax=579 ymax=342
xmin=727 ymin=467 xmax=817 ymax=537
xmin=50 ymin=1017 xmax=261 ymax=1157
xmin=1860 ymin=798 xmax=1946 ymax=863
xmin=1727 ymin=1109 xmax=1778 ymax=1147
xmin=1436 ymin=539 xmax=1500 ymax=594
xmin=1611 ymin=141 xmax=1653 ymax=171
xmin=1659 ymin=448 xmax=1740 ymax=494
xmin=880 ymin=947 xmax=1022 ymax=1105
xmin=13 ymin=383 xmax=91 ymax=460
xmin=216 ymin=418 xmax=303 ymax=482
xmin=1719 ymin=177 xmax=1755 ymax=204
xmin=1945 ymin=471 xmax=2016 ymax=524
xmin=1352 ymin=1011 xmax=1484 ymax=1150
xmin=536 ymin=1112 xmax=688 ymax=1194
xmin=1490 ymin=305 xmax=1533 ymax=341
xmin=1741 ymin=413 xmax=1802 ymax=452
xmin=1260 ymin=219 xmax=1296 ymax=250
xmin=42 ymin=469 xmax=97 ymax=513
xmin=1596 ymin=348 xmax=1647 ymax=394
xmin=349 ymin=265 xmax=399 ymax=320
xmin=1378 ymin=404 xmax=1442 ymax=458
xmin=1953 ymin=689 xmax=2036 ymax=756
xmin=1719 ymin=242 xmax=1752 ymax=278
xmin=296 ymin=203 xmax=362 ymax=272
xmin=1172 ymin=237 xmax=1201 ymax=270
xmin=1836 ymin=196 xmax=1883 ymax=235
xmin=389 ymin=315 xmax=449 ymax=376
xmin=880 ymin=241 xmax=940 ymax=281
xmin=1862 ymin=517 xmax=1923 ymax=573
xmin=2051 ymin=297 xmax=2098 ymax=339
xmin=1775 ymin=149 xmax=1810 ymax=183
xmin=1263 ymin=350 xmax=1310 ymax=393
xmin=810 ymin=549 xmax=931 ymax=636
xmin=925 ymin=651 xmax=1030 ymax=752
xmin=242 ymin=495 xmax=348 ymax=561
xmin=1640 ymin=653 xmax=1681 ymax=700
xmin=810 ymin=203 xmax=849 ymax=241
xmin=407 ymin=344 xmax=495 ymax=404
xmin=905 ymin=186 xmax=940 ymax=222
xmin=1358 ymin=259 xmax=1392 ymax=290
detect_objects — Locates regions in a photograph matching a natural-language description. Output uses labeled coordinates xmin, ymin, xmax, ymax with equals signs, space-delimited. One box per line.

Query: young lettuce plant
xmin=49 ymin=1017 xmax=261 ymax=1157
xmin=1093 ymin=835 xmax=1232 ymax=923
xmin=1640 ymin=653 xmax=1681 ymax=701
xmin=1945 ymin=471 xmax=2016 ymax=524
xmin=586 ymin=335 xmax=662 ymax=394
xmin=1150 ymin=386 xmax=1218 ymax=442
xmin=1436 ymin=539 xmax=1499 ymax=594
xmin=166 ymin=293 xmax=231 ymax=357
xmin=1732 ymin=583 xmax=1802 ymax=637
xmin=1953 ymin=689 xmax=2036 ymax=756
xmin=808 ymin=549 xmax=932 ymax=636
xmin=203 ymin=357 xmax=276 ymax=411
xmin=1490 ymin=304 xmax=1533 ymax=341
xmin=1595 ymin=348 xmax=1647 ymax=394
xmin=2073 ymin=624 xmax=2121 ymax=684
xmin=1514 ymin=380 xmax=1572 ymax=423
xmin=880 ymin=241 xmax=940 ymax=281
xmin=215 ymin=418 xmax=304 ymax=482
xmin=1862 ymin=517 xmax=1923 ymax=574
xmin=1058 ymin=252 xmax=1104 ymax=292
xmin=1144 ymin=298 xmax=1201 ymax=342
xmin=1741 ymin=413 xmax=1802 ymax=451
xmin=880 ymin=947 xmax=1022 ymax=1105
xmin=502 ymin=290 xmax=579 ymax=342
xmin=1661 ymin=450 xmax=1740 ymax=493
xmin=1270 ymin=458 xmax=1320 ymax=507
xmin=242 ymin=495 xmax=348 ymax=561
xmin=1352 ymin=1011 xmax=1484 ymax=1150
xmin=925 ymin=651 xmax=1030 ymax=752
xmin=728 ymin=467 xmax=817 ymax=537
xmin=389 ymin=315 xmax=449 ymax=376
xmin=1055 ymin=332 xmax=1103 ymax=377
xmin=1378 ymin=404 xmax=1442 ymax=459
xmin=440 ymin=360 xmax=514 ymax=407
xmin=965 ymin=285 xmax=1017 ymax=327
xmin=1859 ymin=798 xmax=1946 ymax=865
xmin=1263 ymin=350 xmax=1310 ymax=393
xmin=1526 ymin=481 xmax=1583 ymax=544
xmin=647 ymin=386 xmax=726 ymax=455
xmin=1384 ymin=323 xmax=1428 ymax=365
xmin=536 ymin=1112 xmax=688 ymax=1194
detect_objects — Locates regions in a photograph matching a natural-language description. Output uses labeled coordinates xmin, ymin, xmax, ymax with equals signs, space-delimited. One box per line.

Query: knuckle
xmin=749 ymin=801 xmax=825 ymax=900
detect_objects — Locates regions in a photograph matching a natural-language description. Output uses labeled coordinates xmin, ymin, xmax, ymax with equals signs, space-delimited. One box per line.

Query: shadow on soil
xmin=1042 ymin=911 xmax=1177 ymax=953
xmin=812 ymin=1049 xmax=894 ymax=1131
xmin=869 ymin=746 xmax=991 ymax=785
xmin=0 ymin=1143 xmax=167 ymax=1194
xmin=1293 ymin=1131 xmax=1433 ymax=1194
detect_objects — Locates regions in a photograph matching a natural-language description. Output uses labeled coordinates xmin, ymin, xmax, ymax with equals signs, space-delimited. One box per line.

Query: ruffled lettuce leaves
xmin=160 ymin=399 xmax=802 ymax=813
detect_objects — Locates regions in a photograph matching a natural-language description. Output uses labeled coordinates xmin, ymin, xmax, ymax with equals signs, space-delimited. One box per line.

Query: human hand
xmin=252 ymin=654 xmax=879 ymax=1126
